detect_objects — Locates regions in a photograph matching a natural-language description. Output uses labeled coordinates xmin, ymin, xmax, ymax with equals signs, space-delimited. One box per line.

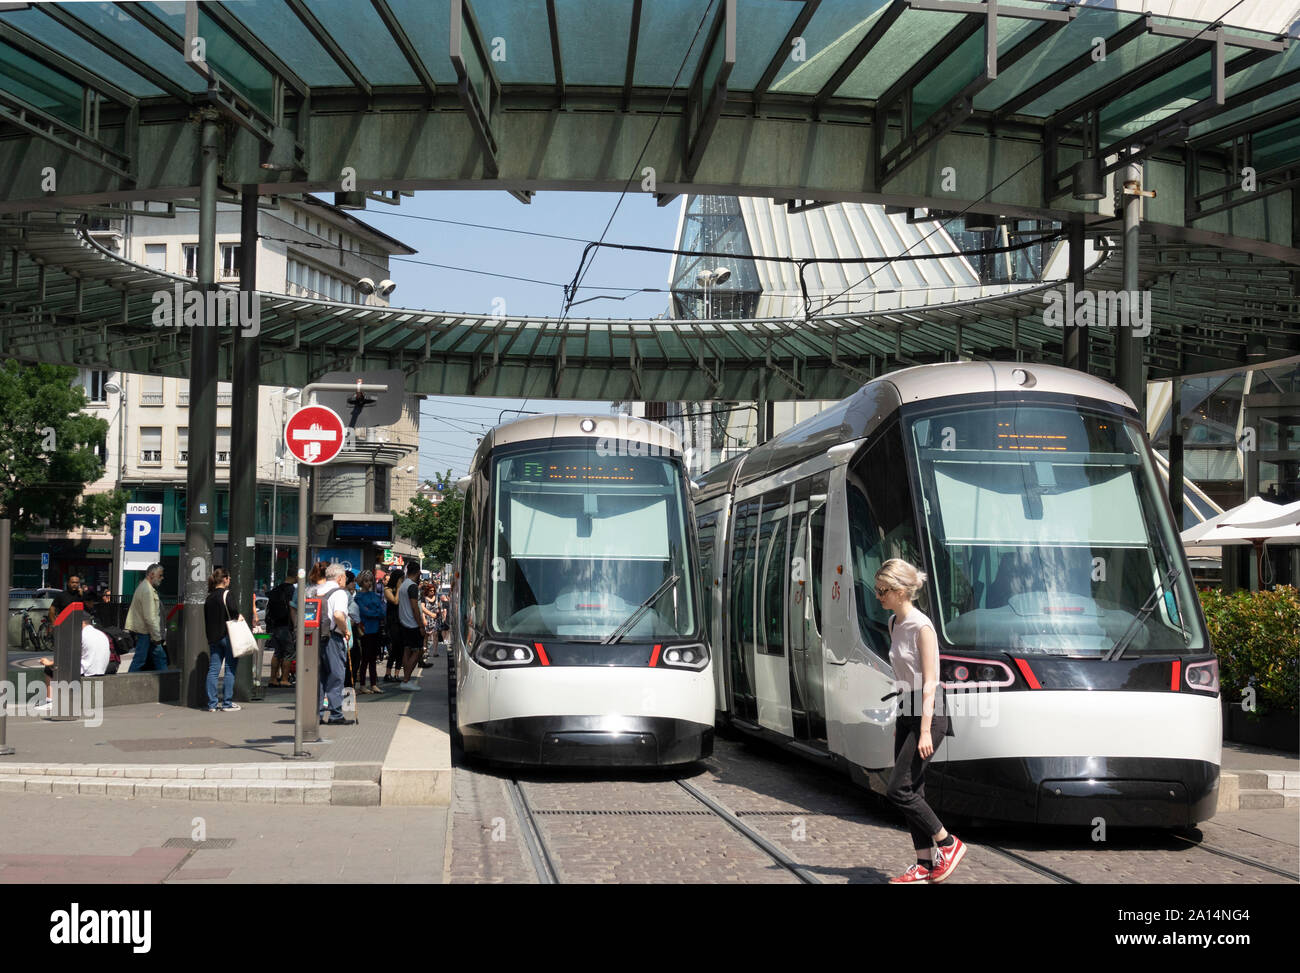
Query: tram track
xmin=503 ymin=773 xmax=821 ymax=884
xmin=1170 ymin=832 xmax=1299 ymax=882
xmin=504 ymin=778 xmax=560 ymax=884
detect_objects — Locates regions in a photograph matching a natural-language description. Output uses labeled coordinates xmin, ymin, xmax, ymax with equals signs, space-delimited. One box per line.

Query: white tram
xmin=448 ymin=414 xmax=714 ymax=766
xmin=695 ymin=362 xmax=1221 ymax=826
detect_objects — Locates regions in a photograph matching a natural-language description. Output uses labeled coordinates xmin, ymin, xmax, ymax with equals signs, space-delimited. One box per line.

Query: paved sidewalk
xmin=0 ymin=656 xmax=452 ymax=806
xmin=0 ymin=791 xmax=446 ymax=883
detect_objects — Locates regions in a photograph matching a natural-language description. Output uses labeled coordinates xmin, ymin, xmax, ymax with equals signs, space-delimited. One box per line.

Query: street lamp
xmin=695 ymin=266 xmax=731 ymax=319
xmin=103 ymin=377 xmax=127 ymax=596
xmin=269 ymin=388 xmax=300 ymax=586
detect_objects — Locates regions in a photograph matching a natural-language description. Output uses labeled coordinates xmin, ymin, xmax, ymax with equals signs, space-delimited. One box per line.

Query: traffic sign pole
xmin=282 ymin=388 xmax=386 ymax=759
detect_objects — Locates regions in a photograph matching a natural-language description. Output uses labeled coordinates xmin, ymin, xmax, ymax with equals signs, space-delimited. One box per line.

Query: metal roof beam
xmin=1188 ymin=97 xmax=1300 ymax=149
xmin=995 ymin=15 xmax=1149 ymax=118
xmin=450 ymin=0 xmax=502 ymax=176
xmin=1049 ymin=33 xmax=1215 ymax=129
xmin=683 ymin=0 xmax=736 ymax=181
xmin=619 ymin=0 xmax=644 ymax=113
xmin=0 ymin=17 xmax=139 ymax=109
xmin=0 ymin=89 xmax=133 ymax=182
xmin=284 ymin=0 xmax=371 ymax=98
xmin=198 ymin=1 xmax=310 ymax=98
xmin=545 ymin=0 xmax=564 ymax=109
xmin=811 ymin=0 xmax=901 ymax=114
xmin=753 ymin=0 xmax=820 ymax=109
xmin=368 ymin=0 xmax=435 ymax=101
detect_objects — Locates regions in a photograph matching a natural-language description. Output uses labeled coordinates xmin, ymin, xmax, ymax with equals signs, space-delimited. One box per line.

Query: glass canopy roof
xmin=0 ymin=0 xmax=1291 ymax=141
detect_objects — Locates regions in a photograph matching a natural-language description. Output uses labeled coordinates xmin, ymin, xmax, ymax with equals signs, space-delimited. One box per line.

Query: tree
xmin=394 ymin=469 xmax=463 ymax=565
xmin=0 ymin=360 xmax=128 ymax=536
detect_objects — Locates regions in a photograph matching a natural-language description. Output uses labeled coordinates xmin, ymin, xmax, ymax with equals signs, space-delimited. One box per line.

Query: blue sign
xmin=40 ymin=552 xmax=49 ymax=570
xmin=316 ymin=548 xmax=364 ymax=573
xmin=122 ymin=503 xmax=163 ymax=571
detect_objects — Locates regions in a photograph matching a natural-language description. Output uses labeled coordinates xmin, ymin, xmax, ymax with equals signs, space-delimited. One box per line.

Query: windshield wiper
xmin=602 ymin=574 xmax=679 ymax=645
xmin=1104 ymin=566 xmax=1181 ymax=662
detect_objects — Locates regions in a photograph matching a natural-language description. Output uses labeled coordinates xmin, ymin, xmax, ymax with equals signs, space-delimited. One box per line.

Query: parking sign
xmin=122 ymin=503 xmax=162 ymax=571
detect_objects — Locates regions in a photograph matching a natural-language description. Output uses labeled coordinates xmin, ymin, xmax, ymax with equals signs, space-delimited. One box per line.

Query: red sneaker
xmin=888 ymin=862 xmax=932 ymax=885
xmin=929 ymin=836 xmax=967 ymax=883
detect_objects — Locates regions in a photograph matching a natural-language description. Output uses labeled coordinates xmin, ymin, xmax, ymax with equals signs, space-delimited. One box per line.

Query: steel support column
xmin=1063 ymin=216 xmax=1089 ymax=372
xmin=183 ymin=114 xmax=221 ymax=709
xmin=1116 ymin=160 xmax=1145 ymax=409
xmin=230 ymin=186 xmax=261 ymax=701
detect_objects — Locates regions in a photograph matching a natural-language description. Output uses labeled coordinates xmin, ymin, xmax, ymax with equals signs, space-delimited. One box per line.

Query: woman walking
xmin=876 ymin=557 xmax=966 ymax=885
xmin=204 ymin=568 xmax=248 ymax=713
xmin=382 ymin=569 xmax=403 ymax=682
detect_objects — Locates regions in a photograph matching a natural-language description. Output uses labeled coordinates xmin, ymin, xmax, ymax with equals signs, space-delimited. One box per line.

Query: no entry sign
xmin=285 ymin=405 xmax=345 ymax=465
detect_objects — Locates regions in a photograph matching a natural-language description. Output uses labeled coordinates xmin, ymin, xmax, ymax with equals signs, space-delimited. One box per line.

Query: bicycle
xmin=20 ymin=609 xmax=54 ymax=653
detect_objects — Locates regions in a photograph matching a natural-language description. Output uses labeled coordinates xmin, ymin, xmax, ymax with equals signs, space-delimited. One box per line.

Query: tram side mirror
xmin=455 ymin=475 xmax=472 ymax=492
xmin=689 ymin=479 xmax=701 ymax=497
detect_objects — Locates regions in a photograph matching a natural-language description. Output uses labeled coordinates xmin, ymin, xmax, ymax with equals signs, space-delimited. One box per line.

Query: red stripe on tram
xmin=648 ymin=644 xmax=661 ymax=668
xmin=1170 ymin=660 xmax=1181 ymax=692
xmin=534 ymin=643 xmax=550 ymax=666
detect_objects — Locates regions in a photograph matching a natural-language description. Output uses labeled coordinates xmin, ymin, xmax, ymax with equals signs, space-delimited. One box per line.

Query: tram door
xmin=727 ymin=499 xmax=759 ymax=722
xmin=788 ymin=476 xmax=829 ymax=748
xmin=754 ymin=486 xmax=793 ymax=735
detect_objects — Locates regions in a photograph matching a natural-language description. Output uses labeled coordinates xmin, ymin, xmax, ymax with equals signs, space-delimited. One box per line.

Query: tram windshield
xmin=489 ymin=444 xmax=696 ymax=641
xmin=907 ymin=403 xmax=1205 ymax=656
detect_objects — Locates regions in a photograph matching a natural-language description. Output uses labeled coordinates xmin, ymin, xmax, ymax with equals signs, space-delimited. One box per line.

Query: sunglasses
xmin=875 ymin=586 xmax=894 ymax=597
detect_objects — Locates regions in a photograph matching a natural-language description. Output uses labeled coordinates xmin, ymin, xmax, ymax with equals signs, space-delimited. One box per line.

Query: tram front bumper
xmin=462 ymin=715 xmax=714 ymax=767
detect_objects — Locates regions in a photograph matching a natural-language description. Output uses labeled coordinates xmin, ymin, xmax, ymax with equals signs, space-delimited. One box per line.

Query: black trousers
xmin=886 ymin=715 xmax=949 ymax=853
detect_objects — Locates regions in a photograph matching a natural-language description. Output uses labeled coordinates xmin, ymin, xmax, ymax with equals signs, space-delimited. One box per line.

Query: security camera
xmin=377 ymin=279 xmax=396 ymax=298
xmin=357 ymin=278 xmax=375 ymax=295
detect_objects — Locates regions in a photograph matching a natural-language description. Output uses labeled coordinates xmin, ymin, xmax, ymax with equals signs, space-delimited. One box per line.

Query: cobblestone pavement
xmin=448 ymin=730 xmax=1300 ymax=885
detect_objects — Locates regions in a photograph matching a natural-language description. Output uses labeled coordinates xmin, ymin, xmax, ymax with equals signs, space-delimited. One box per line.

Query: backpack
xmin=98 ymin=624 xmax=133 ymax=675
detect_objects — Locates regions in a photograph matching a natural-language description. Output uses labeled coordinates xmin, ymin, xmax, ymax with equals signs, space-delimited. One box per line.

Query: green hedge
xmin=1199 ymin=586 xmax=1300 ymax=716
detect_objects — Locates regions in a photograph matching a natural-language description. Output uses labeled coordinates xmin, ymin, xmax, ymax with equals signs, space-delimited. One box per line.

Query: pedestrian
xmin=382 ymin=568 xmax=403 ymax=682
xmin=265 ymin=570 xmax=297 ymax=688
xmin=344 ymin=571 xmax=362 ymax=690
xmin=315 ymin=563 xmax=354 ymax=725
xmin=204 ymin=567 xmax=247 ymax=713
xmin=877 ymin=557 xmax=965 ymax=885
xmin=47 ymin=573 xmax=84 ymax=629
xmin=124 ymin=564 xmax=168 ymax=672
xmin=395 ymin=561 xmax=425 ymax=690
xmin=354 ymin=571 xmax=386 ymax=693
xmin=420 ymin=582 xmax=439 ymax=660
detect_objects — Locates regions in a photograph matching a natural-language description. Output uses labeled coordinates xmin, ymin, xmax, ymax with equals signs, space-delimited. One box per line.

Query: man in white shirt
xmin=315 ymin=563 xmax=354 ymax=726
xmin=30 ymin=619 xmax=113 ymax=714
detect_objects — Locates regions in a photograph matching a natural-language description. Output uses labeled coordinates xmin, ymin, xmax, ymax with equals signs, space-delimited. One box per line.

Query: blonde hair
xmin=875 ymin=558 xmax=927 ymax=599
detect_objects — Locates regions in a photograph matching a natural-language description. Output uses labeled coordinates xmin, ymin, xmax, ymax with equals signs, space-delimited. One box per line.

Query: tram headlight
xmin=474 ymin=640 xmax=535 ymax=668
xmin=659 ymin=642 xmax=709 ymax=671
xmin=1184 ymin=659 xmax=1219 ymax=695
xmin=940 ymin=656 xmax=1013 ymax=688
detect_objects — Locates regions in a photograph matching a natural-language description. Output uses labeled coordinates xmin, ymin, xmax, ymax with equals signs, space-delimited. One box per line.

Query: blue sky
xmin=356 ymin=190 xmax=683 ymax=483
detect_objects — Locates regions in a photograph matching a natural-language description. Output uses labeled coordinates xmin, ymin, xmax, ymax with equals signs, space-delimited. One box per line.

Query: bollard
xmin=49 ymin=599 xmax=83 ymax=721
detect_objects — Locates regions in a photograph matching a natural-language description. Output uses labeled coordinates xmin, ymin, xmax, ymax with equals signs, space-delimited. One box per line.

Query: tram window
xmin=757 ymin=488 xmax=790 ymax=656
xmin=848 ymin=424 xmax=922 ymax=658
xmin=730 ymin=500 xmax=760 ymax=649
xmin=697 ymin=512 xmax=719 ymax=643
xmin=809 ymin=499 xmax=826 ymax=634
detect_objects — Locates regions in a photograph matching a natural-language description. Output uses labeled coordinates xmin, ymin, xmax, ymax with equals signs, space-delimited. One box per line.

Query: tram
xmin=696 ymin=362 xmax=1220 ymax=826
xmin=448 ymin=414 xmax=714 ymax=766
